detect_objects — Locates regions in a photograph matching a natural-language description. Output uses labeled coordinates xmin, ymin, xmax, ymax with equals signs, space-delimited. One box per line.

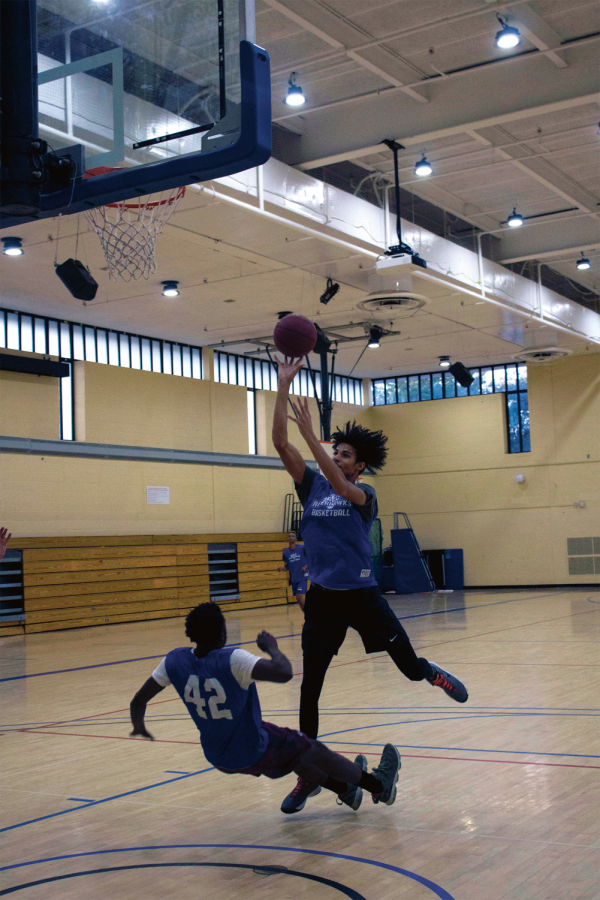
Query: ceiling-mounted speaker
xmin=449 ymin=361 xmax=474 ymax=387
xmin=55 ymin=258 xmax=98 ymax=301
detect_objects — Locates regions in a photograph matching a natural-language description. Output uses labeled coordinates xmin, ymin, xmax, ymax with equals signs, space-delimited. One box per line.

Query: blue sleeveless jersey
xmin=163 ymin=647 xmax=268 ymax=769
xmin=282 ymin=545 xmax=307 ymax=583
xmin=296 ymin=467 xmax=378 ymax=590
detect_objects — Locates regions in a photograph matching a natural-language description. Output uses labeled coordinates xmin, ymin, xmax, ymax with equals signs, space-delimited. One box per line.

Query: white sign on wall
xmin=147 ymin=486 xmax=170 ymax=505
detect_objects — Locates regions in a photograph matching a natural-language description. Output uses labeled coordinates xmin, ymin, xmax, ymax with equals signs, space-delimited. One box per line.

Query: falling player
xmin=129 ymin=603 xmax=401 ymax=811
xmin=278 ymin=530 xmax=309 ymax=610
xmin=272 ymin=355 xmax=468 ymax=813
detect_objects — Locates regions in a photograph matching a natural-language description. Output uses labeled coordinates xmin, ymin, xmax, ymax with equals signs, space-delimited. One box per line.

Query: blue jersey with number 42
xmin=164 ymin=647 xmax=268 ymax=769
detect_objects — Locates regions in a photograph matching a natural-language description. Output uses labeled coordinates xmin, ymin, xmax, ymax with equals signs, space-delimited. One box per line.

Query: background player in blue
xmin=272 ymin=355 xmax=469 ymax=814
xmin=278 ymin=530 xmax=309 ymax=610
xmin=129 ymin=602 xmax=401 ymax=811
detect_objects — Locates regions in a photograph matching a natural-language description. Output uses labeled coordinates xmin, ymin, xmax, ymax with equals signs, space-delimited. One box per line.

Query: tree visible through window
xmin=372 ymin=363 xmax=530 ymax=453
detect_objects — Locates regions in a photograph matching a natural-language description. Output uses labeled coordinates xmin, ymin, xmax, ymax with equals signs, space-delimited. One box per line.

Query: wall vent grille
xmin=567 ymin=538 xmax=600 ymax=576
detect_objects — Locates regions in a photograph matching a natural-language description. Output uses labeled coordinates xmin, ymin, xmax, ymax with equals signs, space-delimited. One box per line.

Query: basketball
xmin=273 ymin=314 xmax=317 ymax=358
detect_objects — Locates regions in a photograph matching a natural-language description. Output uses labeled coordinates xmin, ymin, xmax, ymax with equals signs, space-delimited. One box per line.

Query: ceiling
xmin=263 ymin=0 xmax=600 ymax=292
xmin=2 ymin=178 xmax=597 ymax=378
xmin=2 ymin=0 xmax=600 ymax=380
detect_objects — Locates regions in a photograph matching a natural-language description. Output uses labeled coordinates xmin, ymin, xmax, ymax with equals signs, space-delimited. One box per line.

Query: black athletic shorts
xmin=301 ymin=583 xmax=410 ymax=657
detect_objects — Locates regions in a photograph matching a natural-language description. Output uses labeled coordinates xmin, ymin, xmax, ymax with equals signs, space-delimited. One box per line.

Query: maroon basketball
xmin=273 ymin=314 xmax=317 ymax=358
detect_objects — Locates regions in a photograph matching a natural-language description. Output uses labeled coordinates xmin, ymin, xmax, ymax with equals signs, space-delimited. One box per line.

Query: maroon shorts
xmin=216 ymin=722 xmax=312 ymax=779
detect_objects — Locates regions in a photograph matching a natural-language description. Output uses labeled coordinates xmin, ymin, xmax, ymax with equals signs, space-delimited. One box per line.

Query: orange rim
xmin=84 ymin=166 xmax=186 ymax=209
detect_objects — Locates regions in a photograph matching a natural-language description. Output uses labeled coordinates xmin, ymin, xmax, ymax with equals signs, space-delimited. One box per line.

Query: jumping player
xmin=129 ymin=602 xmax=401 ymax=812
xmin=272 ymin=356 xmax=468 ymax=814
xmin=278 ymin=531 xmax=309 ymax=610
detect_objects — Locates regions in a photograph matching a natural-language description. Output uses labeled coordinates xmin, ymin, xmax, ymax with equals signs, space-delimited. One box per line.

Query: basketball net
xmin=83 ymin=167 xmax=185 ymax=281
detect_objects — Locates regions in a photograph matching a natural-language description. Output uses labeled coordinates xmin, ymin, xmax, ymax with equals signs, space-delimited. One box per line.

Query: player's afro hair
xmin=185 ymin=602 xmax=226 ymax=646
xmin=331 ymin=420 xmax=388 ymax=473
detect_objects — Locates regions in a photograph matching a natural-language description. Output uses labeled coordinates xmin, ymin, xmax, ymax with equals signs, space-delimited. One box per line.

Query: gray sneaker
xmin=371 ymin=744 xmax=401 ymax=806
xmin=281 ymin=777 xmax=321 ymax=814
xmin=337 ymin=754 xmax=367 ymax=811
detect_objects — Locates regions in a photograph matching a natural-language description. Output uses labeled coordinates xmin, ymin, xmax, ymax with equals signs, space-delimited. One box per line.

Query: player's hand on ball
xmin=274 ymin=354 xmax=303 ymax=388
xmin=257 ymin=631 xmax=278 ymax=653
xmin=130 ymin=726 xmax=155 ymax=740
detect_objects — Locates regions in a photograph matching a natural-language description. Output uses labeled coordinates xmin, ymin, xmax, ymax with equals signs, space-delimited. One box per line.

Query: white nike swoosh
xmin=389 ymin=635 xmax=397 ymax=642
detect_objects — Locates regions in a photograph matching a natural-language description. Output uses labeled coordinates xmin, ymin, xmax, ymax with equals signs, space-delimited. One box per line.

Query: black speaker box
xmin=449 ymin=360 xmax=474 ymax=388
xmin=55 ymin=258 xmax=98 ymax=301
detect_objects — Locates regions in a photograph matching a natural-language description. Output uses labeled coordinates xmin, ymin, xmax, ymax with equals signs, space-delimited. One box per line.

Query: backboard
xmin=0 ymin=0 xmax=270 ymax=224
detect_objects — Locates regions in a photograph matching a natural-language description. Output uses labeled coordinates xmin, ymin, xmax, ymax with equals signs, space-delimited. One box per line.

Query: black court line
xmin=0 ymin=862 xmax=366 ymax=898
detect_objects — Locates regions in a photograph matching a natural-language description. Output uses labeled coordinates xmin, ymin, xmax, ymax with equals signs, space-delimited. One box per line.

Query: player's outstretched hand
xmin=256 ymin=630 xmax=278 ymax=654
xmin=0 ymin=527 xmax=11 ymax=562
xmin=130 ymin=726 xmax=155 ymax=740
xmin=288 ymin=396 xmax=314 ymax=441
xmin=274 ymin=354 xmax=303 ymax=389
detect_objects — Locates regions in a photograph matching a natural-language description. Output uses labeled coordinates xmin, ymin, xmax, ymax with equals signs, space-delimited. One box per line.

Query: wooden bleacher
xmin=2 ymin=533 xmax=295 ymax=636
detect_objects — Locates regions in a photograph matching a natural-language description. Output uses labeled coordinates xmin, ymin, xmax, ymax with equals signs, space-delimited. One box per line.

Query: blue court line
xmin=3 ymin=705 xmax=599 ymax=731
xmin=326 ymin=740 xmax=600 ymax=760
xmin=0 ymin=588 xmax=575 ymax=683
xmin=0 ymin=845 xmax=456 ymax=900
xmin=0 ymin=766 xmax=214 ymax=834
xmin=164 ymin=770 xmax=191 ymax=775
xmin=67 ymin=798 xmax=95 ymax=803
xmin=0 ymin=633 xmax=302 ymax=682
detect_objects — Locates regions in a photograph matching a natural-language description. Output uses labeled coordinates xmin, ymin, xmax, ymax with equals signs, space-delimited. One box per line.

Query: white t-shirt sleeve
xmin=151 ymin=657 xmax=171 ymax=687
xmin=229 ymin=648 xmax=263 ymax=690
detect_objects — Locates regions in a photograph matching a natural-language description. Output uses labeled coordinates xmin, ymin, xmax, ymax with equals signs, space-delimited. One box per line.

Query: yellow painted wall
xmin=260 ymin=390 xmax=368 ymax=458
xmin=75 ymin=361 xmax=248 ymax=454
xmin=0 ymin=351 xmax=60 ymax=440
xmin=0 ymin=453 xmax=293 ymax=536
xmin=3 ymin=344 xmax=597 ymax=588
xmin=359 ymin=354 xmax=600 ymax=586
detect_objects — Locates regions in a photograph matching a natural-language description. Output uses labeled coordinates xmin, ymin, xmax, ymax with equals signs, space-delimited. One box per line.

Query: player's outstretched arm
xmin=252 ymin=631 xmax=293 ymax=683
xmin=272 ymin=355 xmax=306 ymax=483
xmin=288 ymin=397 xmax=367 ymax=505
xmin=130 ymin=676 xmax=165 ymax=740
xmin=0 ymin=527 xmax=11 ymax=562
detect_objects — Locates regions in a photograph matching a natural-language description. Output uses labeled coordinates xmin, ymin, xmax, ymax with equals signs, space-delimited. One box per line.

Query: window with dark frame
xmin=372 ymin=363 xmax=530 ymax=453
xmin=0 ymin=308 xmax=203 ymax=442
xmin=214 ymin=349 xmax=364 ymax=406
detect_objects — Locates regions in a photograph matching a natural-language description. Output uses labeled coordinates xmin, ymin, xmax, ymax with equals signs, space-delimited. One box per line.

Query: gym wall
xmin=0 ymin=354 xmax=365 ymax=537
xmin=359 ymin=354 xmax=599 ymax=586
xmin=0 ymin=349 xmax=60 ymax=440
xmin=1 ymin=348 xmax=597 ymax=586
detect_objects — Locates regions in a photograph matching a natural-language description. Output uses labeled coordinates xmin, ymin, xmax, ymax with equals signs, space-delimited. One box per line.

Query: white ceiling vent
xmin=357 ymin=292 xmax=429 ymax=316
xmin=513 ymin=347 xmax=572 ymax=363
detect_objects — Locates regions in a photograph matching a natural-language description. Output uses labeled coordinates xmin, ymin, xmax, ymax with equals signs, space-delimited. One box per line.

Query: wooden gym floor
xmin=1 ymin=587 xmax=599 ymax=900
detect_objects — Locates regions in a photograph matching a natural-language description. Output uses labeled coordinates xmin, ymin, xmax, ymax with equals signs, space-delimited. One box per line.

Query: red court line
xmin=15 ymin=610 xmax=596 ymax=730
xmin=19 ymin=697 xmax=179 ymax=734
xmin=17 ymin=729 xmax=198 ymax=745
xmin=15 ymin=729 xmax=600 ymax=769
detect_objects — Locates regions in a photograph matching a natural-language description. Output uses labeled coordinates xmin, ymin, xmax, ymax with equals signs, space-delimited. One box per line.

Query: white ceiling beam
xmin=501 ymin=243 xmax=600 ymax=264
xmin=512 ymin=3 xmax=568 ymax=69
xmin=508 ymin=157 xmax=600 ymax=214
xmin=262 ymin=0 xmax=428 ymax=103
xmin=296 ymin=92 xmax=600 ymax=170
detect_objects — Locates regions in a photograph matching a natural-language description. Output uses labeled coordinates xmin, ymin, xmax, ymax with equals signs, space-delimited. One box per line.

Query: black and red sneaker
xmin=280 ymin=777 xmax=321 ymax=814
xmin=428 ymin=662 xmax=468 ymax=703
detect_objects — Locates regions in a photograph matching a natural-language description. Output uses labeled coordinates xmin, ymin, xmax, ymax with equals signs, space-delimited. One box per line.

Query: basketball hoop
xmin=83 ymin=167 xmax=185 ymax=281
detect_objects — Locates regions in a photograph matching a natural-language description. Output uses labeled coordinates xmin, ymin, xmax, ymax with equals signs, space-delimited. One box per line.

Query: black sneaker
xmin=428 ymin=661 xmax=468 ymax=703
xmin=336 ymin=754 xmax=367 ymax=811
xmin=371 ymin=743 xmax=401 ymax=806
xmin=280 ymin=777 xmax=321 ymax=814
